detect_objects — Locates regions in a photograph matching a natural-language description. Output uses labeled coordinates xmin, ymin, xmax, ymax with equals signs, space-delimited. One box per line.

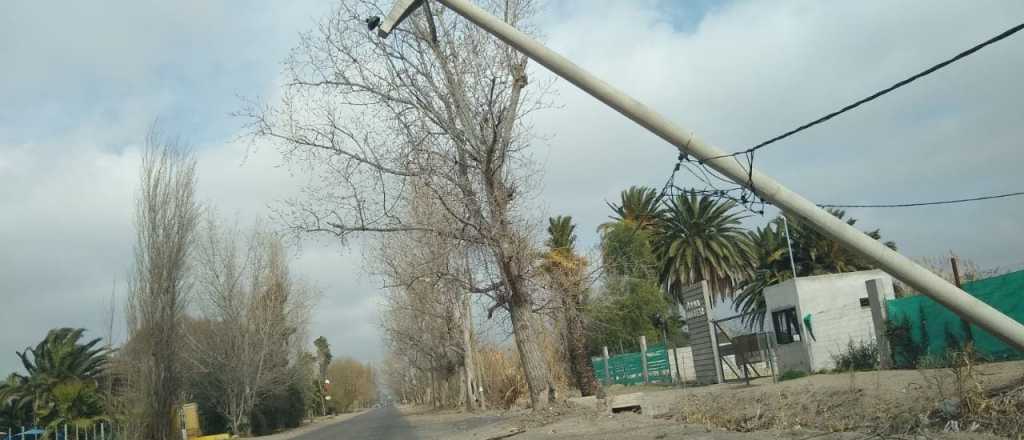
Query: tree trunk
xmin=563 ymin=290 xmax=600 ymax=396
xmin=508 ymin=288 xmax=552 ymax=409
xmin=461 ymin=292 xmax=478 ymax=411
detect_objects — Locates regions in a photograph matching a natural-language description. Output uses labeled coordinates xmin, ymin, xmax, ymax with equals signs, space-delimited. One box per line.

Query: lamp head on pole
xmin=373 ymin=0 xmax=425 ymax=38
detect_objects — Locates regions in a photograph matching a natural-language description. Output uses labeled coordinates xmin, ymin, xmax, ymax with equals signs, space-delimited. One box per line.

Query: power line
xmin=819 ymin=191 xmax=1024 ymax=208
xmin=702 ymin=21 xmax=1024 ymax=163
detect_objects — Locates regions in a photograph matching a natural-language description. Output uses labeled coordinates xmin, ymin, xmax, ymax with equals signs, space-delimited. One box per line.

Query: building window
xmin=859 ymin=297 xmax=870 ymax=307
xmin=772 ymin=307 xmax=801 ymax=345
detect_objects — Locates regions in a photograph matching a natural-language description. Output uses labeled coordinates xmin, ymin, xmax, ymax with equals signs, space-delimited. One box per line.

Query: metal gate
xmin=711 ymin=313 xmax=776 ymax=383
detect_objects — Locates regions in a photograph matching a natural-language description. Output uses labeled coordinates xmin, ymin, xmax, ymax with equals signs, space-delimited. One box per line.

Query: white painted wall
xmin=763 ymin=278 xmax=809 ymax=374
xmin=764 ymin=270 xmax=896 ymax=373
xmin=797 ymin=270 xmax=895 ymax=371
xmin=667 ymin=346 xmax=696 ymax=382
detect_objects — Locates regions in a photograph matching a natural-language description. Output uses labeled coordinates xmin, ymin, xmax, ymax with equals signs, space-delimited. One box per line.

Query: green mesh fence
xmin=886 ymin=269 xmax=1024 ymax=366
xmin=591 ymin=343 xmax=673 ymax=385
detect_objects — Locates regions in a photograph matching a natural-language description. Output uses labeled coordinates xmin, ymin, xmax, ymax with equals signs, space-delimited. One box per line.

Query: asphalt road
xmin=291 ymin=407 xmax=418 ymax=440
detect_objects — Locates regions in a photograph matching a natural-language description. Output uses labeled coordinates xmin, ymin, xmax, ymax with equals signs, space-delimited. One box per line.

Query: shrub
xmin=831 ymin=340 xmax=878 ymax=371
xmin=477 ymin=347 xmax=527 ymax=408
xmin=779 ymin=370 xmax=807 ymax=381
xmin=885 ymin=316 xmax=926 ymax=368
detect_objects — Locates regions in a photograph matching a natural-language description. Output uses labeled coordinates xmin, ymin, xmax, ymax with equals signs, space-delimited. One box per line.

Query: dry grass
xmin=674 ymin=377 xmax=917 ymax=434
xmin=665 ymin=356 xmax=1024 ymax=438
xmin=478 ymin=347 xmax=528 ymax=409
xmin=476 ymin=326 xmax=576 ymax=410
xmin=918 ymin=348 xmax=1024 ymax=437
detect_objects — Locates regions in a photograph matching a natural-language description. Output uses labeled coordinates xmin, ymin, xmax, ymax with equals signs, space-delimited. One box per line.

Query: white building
xmin=764 ymin=270 xmax=895 ymax=373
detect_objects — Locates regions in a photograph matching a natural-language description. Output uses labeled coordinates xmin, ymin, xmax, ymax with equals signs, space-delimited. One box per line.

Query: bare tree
xmin=372 ymin=178 xmax=496 ymax=410
xmin=188 ymin=218 xmax=313 ymax=435
xmin=124 ymin=131 xmax=200 ymax=440
xmin=326 ymin=358 xmax=377 ymax=412
xmin=248 ymin=0 xmax=556 ymax=407
xmin=377 ymin=238 xmax=467 ymax=408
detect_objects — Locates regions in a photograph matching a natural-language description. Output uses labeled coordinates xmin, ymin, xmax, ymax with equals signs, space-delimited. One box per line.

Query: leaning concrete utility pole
xmin=373 ymin=0 xmax=1024 ymax=351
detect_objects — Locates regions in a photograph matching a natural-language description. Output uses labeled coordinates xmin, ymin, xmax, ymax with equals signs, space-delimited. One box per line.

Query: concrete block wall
xmin=667 ymin=346 xmax=697 ymax=382
xmin=796 ymin=270 xmax=894 ymax=371
xmin=764 ymin=270 xmax=896 ymax=373
xmin=763 ymin=279 xmax=809 ymax=374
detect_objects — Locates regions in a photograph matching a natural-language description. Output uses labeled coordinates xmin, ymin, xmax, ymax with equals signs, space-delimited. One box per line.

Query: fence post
xmin=672 ymin=347 xmax=683 ymax=386
xmin=867 ymin=278 xmax=893 ymax=369
xmin=64 ymin=424 xmax=68 ymax=440
xmin=100 ymin=423 xmax=104 ymax=440
xmin=602 ymin=346 xmax=610 ymax=386
xmin=639 ymin=335 xmax=649 ymax=384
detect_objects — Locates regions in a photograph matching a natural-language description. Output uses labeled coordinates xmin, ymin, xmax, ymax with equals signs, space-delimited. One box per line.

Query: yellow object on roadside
xmin=181 ymin=403 xmax=203 ymax=438
xmin=195 ymin=435 xmax=231 ymax=440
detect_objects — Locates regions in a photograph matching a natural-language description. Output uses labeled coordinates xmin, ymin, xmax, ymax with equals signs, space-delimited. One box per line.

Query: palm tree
xmin=546 ymin=215 xmax=577 ymax=253
xmin=734 ymin=224 xmax=792 ymax=328
xmin=38 ymin=380 xmax=105 ymax=434
xmin=0 ymin=375 xmax=33 ymax=428
xmin=17 ymin=328 xmax=107 ymax=382
xmin=544 ymin=215 xmax=600 ymax=397
xmin=734 ymin=211 xmax=897 ymax=328
xmin=654 ymin=194 xmax=755 ymax=301
xmin=5 ymin=328 xmax=109 ymax=428
xmin=598 ymin=186 xmax=664 ymax=233
xmin=785 ymin=209 xmax=896 ymax=275
xmin=599 ymin=186 xmax=665 ymax=279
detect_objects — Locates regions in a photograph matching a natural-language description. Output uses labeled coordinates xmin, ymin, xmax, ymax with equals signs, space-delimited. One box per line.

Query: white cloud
xmin=530 ymin=0 xmax=1024 ymax=268
xmin=3 ymin=0 xmax=1024 ymax=374
xmin=0 ymin=138 xmax=384 ymax=373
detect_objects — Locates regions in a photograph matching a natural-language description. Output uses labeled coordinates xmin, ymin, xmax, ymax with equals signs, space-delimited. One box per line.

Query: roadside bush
xmin=917 ymin=345 xmax=1024 ymax=436
xmin=250 ymin=385 xmax=305 ymax=435
xmin=886 ymin=308 xmax=929 ymax=368
xmin=779 ymin=370 xmax=807 ymax=381
xmin=832 ymin=340 xmax=879 ymax=371
xmin=478 ymin=347 xmax=527 ymax=409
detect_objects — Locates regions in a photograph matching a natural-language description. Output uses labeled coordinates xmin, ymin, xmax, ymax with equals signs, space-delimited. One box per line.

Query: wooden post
xmin=602 ymin=346 xmax=610 ymax=386
xmin=866 ymin=279 xmax=892 ymax=369
xmin=640 ymin=335 xmax=649 ymax=384
xmin=461 ymin=291 xmax=477 ymax=411
xmin=950 ymin=257 xmax=962 ymax=287
xmin=950 ymin=256 xmax=975 ymax=344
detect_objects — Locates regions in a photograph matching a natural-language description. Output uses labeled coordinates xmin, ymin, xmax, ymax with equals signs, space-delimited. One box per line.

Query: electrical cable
xmin=701 ymin=21 xmax=1024 ymax=162
xmin=819 ymin=191 xmax=1024 ymax=208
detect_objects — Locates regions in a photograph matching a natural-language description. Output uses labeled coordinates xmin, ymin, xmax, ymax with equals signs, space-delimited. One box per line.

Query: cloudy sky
xmin=2 ymin=0 xmax=1023 ymax=374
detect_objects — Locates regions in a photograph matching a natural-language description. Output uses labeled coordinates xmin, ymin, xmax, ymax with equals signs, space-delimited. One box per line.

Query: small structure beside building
xmin=764 ymin=269 xmax=895 ymax=373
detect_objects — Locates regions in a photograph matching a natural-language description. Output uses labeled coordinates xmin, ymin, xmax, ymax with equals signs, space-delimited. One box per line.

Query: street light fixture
xmin=371 ymin=0 xmax=423 ymax=38
xmin=369 ymin=0 xmax=1024 ymax=351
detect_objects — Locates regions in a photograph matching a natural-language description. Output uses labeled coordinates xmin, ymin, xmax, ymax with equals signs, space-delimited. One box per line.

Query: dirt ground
xmin=662 ymin=359 xmax=1024 ymax=436
xmin=432 ymin=360 xmax=1024 ymax=440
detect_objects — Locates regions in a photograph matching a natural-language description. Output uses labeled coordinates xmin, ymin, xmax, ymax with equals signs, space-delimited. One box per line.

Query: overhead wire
xmin=700 ymin=21 xmax=1024 ymax=163
xmin=818 ymin=191 xmax=1024 ymax=208
xmin=653 ymin=21 xmax=1024 ymax=217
